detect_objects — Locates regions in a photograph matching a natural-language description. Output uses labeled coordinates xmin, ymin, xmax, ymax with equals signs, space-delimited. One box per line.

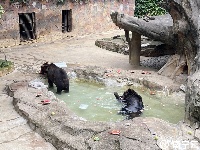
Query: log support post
xmin=125 ymin=30 xmax=141 ymax=66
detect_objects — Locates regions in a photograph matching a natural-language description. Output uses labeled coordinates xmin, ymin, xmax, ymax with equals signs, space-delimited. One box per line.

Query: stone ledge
xmin=95 ymin=38 xmax=129 ymax=55
xmin=72 ymin=65 xmax=181 ymax=93
xmin=8 ymin=82 xmax=200 ymax=149
xmin=95 ymin=36 xmax=175 ymax=57
xmin=7 ymin=83 xmax=161 ymax=150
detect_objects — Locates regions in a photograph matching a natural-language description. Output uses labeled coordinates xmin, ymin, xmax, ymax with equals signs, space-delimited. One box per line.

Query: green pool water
xmin=48 ymin=80 xmax=185 ymax=124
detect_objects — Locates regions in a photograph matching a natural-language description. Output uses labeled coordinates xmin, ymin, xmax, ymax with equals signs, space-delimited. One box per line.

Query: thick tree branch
xmin=110 ymin=12 xmax=174 ymax=46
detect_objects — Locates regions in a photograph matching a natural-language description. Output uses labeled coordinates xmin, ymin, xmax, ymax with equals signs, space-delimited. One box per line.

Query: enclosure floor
xmin=0 ymin=29 xmax=184 ymax=149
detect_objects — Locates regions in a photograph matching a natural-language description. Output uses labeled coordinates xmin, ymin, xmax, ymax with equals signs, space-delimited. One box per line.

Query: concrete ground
xmin=0 ymin=29 xmax=175 ymax=150
xmin=0 ymin=76 xmax=56 ymax=150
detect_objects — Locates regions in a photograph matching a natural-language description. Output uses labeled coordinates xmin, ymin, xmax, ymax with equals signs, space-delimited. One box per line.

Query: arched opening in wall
xmin=62 ymin=9 xmax=72 ymax=33
xmin=19 ymin=12 xmax=36 ymax=41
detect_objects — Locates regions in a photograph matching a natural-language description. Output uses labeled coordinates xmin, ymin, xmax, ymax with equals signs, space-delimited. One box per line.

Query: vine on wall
xmin=10 ymin=0 xmax=30 ymax=4
xmin=134 ymin=0 xmax=166 ymax=18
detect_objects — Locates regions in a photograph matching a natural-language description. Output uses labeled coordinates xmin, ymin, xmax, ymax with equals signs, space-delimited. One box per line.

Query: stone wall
xmin=0 ymin=0 xmax=135 ymax=47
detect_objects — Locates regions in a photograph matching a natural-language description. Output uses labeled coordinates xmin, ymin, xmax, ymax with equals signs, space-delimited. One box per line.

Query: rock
xmin=195 ymin=129 xmax=200 ymax=141
xmin=140 ymin=55 xmax=170 ymax=70
xmin=46 ymin=91 xmax=57 ymax=101
xmin=185 ymin=72 xmax=200 ymax=125
xmin=95 ymin=38 xmax=129 ymax=55
xmin=96 ymin=36 xmax=175 ymax=58
xmin=68 ymin=71 xmax=77 ymax=79
xmin=180 ymin=84 xmax=186 ymax=92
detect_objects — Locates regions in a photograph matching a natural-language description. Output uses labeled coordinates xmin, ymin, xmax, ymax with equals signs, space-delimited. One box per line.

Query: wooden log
xmin=129 ymin=31 xmax=141 ymax=66
xmin=110 ymin=12 xmax=174 ymax=46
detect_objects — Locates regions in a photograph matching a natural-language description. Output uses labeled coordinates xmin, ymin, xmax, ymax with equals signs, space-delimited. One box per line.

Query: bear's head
xmin=40 ymin=62 xmax=49 ymax=75
xmin=122 ymin=89 xmax=138 ymax=99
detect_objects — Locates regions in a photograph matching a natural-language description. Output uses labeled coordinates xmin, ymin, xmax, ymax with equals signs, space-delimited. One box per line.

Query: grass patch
xmin=0 ymin=60 xmax=14 ymax=75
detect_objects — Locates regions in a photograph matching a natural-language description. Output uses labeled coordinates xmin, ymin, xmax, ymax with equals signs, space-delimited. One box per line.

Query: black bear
xmin=40 ymin=62 xmax=69 ymax=94
xmin=40 ymin=62 xmax=49 ymax=75
xmin=114 ymin=88 xmax=144 ymax=119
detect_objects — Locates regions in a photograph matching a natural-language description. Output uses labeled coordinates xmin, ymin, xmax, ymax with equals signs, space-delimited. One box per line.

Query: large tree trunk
xmin=111 ymin=0 xmax=200 ymax=125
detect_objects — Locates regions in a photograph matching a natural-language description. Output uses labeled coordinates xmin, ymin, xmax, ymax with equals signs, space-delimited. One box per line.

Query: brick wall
xmin=0 ymin=0 xmax=135 ymax=47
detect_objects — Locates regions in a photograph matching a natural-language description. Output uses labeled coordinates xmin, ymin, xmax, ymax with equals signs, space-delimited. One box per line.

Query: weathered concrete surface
xmin=7 ymin=81 xmax=200 ymax=150
xmin=0 ymin=0 xmax=134 ymax=48
xmin=0 ymin=81 xmax=56 ymax=150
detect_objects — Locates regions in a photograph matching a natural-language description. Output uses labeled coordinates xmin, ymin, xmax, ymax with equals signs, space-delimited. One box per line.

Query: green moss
xmin=0 ymin=60 xmax=14 ymax=72
xmin=0 ymin=5 xmax=4 ymax=19
xmin=0 ymin=60 xmax=13 ymax=68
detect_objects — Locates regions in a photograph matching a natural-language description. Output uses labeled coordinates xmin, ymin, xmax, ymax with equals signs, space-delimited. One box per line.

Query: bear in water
xmin=40 ymin=62 xmax=69 ymax=94
xmin=114 ymin=88 xmax=144 ymax=119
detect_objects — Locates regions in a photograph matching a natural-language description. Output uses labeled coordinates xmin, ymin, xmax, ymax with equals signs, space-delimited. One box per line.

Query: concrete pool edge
xmin=71 ymin=65 xmax=182 ymax=94
xmin=5 ymin=65 xmax=200 ymax=149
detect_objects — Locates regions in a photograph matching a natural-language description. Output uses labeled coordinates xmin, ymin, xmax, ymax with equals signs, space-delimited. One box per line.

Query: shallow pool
xmin=48 ymin=80 xmax=185 ymax=124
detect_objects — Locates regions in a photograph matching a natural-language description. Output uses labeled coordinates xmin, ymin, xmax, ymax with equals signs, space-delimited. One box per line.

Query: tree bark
xmin=128 ymin=30 xmax=141 ymax=66
xmin=110 ymin=13 xmax=174 ymax=46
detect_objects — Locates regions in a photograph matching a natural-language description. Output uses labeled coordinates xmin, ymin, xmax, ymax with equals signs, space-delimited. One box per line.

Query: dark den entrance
xmin=19 ymin=12 xmax=36 ymax=41
xmin=62 ymin=9 xmax=72 ymax=33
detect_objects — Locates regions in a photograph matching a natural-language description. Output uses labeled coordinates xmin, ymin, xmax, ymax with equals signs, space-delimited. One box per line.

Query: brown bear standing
xmin=40 ymin=63 xmax=69 ymax=94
